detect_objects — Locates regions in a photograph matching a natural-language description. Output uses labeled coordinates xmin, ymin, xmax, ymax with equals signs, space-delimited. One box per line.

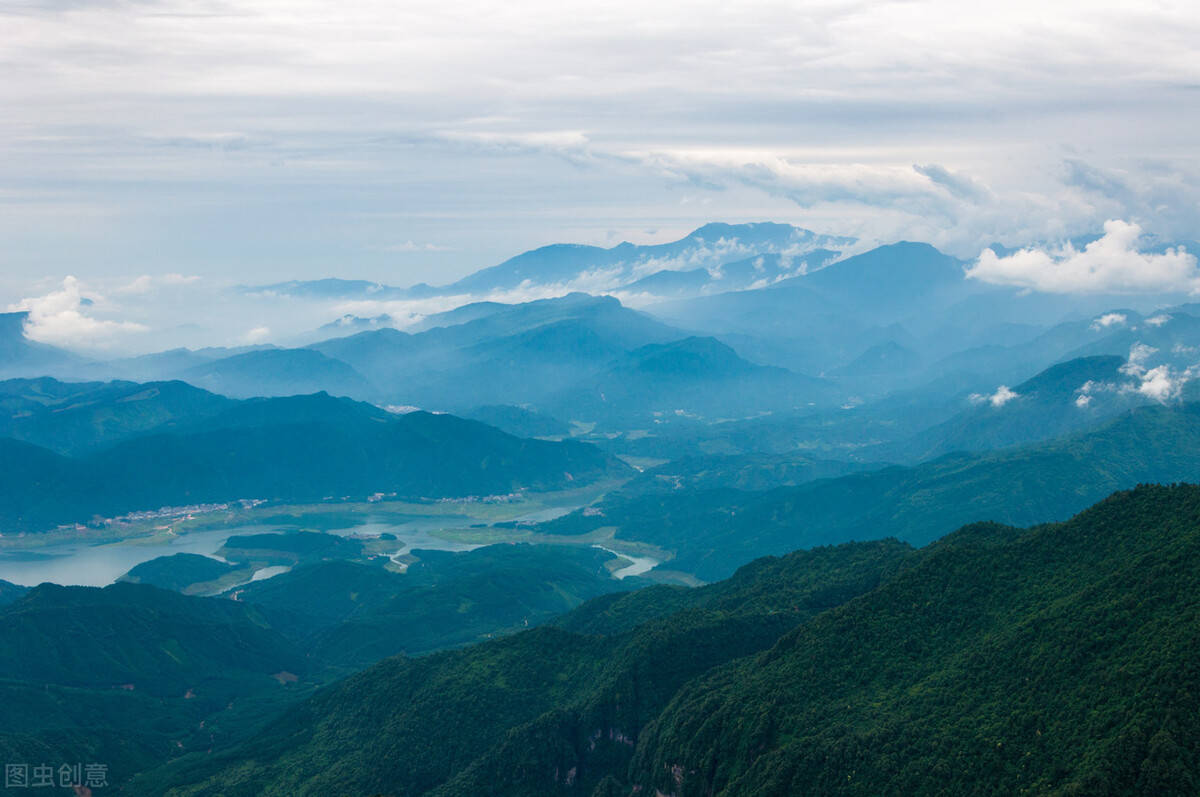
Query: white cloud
xmin=9 ymin=276 xmax=147 ymax=349
xmin=970 ymin=385 xmax=1019 ymax=408
xmin=1145 ymin=314 xmax=1170 ymax=327
xmin=1124 ymin=343 xmax=1159 ymax=369
xmin=1135 ymin=365 xmax=1179 ymax=402
xmin=117 ymin=275 xmax=155 ymax=295
xmin=1117 ymin=342 xmax=1197 ymax=403
xmin=965 ymin=220 xmax=1200 ymax=295
xmin=0 ymin=0 xmax=1197 ymax=291
xmin=1090 ymin=312 xmax=1127 ymax=330
xmin=1075 ymin=394 xmax=1092 ymax=408
xmin=625 ymin=151 xmax=969 ymax=221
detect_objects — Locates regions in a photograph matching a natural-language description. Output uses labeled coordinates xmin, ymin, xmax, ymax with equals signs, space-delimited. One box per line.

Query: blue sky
xmin=2 ymin=0 xmax=1198 ymax=348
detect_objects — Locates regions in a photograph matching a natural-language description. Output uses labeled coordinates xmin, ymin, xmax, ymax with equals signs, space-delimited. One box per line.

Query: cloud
xmin=1124 ymin=343 xmax=1159 ymax=368
xmin=1062 ymin=159 xmax=1200 ymax=243
xmin=243 ymin=326 xmax=271 ymax=343
xmin=9 ymin=276 xmax=148 ymax=348
xmin=965 ymin=220 xmax=1200 ymax=294
xmin=1 ymin=0 xmax=1198 ymax=292
xmin=912 ymin=163 xmax=991 ymax=203
xmin=970 ymin=385 xmax=1019 ymax=408
xmin=1090 ymin=312 xmax=1127 ymax=330
xmin=115 ymin=273 xmax=202 ymax=295
xmin=1145 ymin=314 xmax=1170 ymax=327
xmin=438 ymin=130 xmax=591 ymax=155
xmin=1135 ymin=365 xmax=1180 ymax=402
xmin=1117 ymin=343 xmax=1196 ymax=403
xmin=626 ymin=151 xmax=970 ymax=220
xmin=117 ymin=275 xmax=154 ymax=295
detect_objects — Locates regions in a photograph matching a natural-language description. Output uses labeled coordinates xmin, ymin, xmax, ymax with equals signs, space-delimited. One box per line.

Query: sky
xmin=2 ymin=0 xmax=1199 ymax=349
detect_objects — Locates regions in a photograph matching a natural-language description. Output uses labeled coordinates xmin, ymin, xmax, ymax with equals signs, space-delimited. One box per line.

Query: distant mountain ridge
xmin=0 ymin=385 xmax=630 ymax=533
xmin=547 ymin=336 xmax=839 ymax=422
xmin=240 ymin=222 xmax=854 ymax=302
xmin=541 ymin=399 xmax=1200 ymax=579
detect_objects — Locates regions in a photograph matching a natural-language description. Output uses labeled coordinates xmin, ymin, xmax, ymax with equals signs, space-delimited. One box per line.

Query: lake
xmin=0 ymin=515 xmax=485 ymax=587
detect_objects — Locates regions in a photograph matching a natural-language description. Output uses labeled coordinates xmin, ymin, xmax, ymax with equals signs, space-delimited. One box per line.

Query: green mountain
xmin=0 ymin=582 xmax=306 ymax=695
xmin=0 ymin=396 xmax=629 ymax=533
xmin=542 ymin=401 xmax=1200 ymax=579
xmin=0 ymin=377 xmax=236 ymax=455
xmin=884 ymin=354 xmax=1144 ymax=462
xmin=627 ymin=484 xmax=1200 ymax=795
xmin=920 ymin=306 xmax=1200 ymax=395
xmin=620 ymin=451 xmax=879 ymax=495
xmin=179 ymin=348 xmax=372 ymax=399
xmin=117 ymin=541 xmax=642 ymax=669
xmin=463 ymin=404 xmax=572 ymax=438
xmin=133 ymin=538 xmax=910 ymax=796
xmin=121 ymin=553 xmax=242 ymax=595
xmin=549 ymin=336 xmax=837 ymax=424
xmin=2 ymin=541 xmax=644 ymax=791
xmin=308 ymin=294 xmax=686 ymax=411
xmin=0 ymin=582 xmax=313 ymax=789
xmin=0 ymin=578 xmax=27 ymax=605
xmin=243 ymin=544 xmax=638 ymax=667
xmin=132 ymin=485 xmax=1200 ymax=796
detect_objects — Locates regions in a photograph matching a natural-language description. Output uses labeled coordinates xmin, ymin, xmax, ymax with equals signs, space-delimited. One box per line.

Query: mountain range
xmin=4 ymin=220 xmax=1200 ymax=795
xmin=242 ymin=223 xmax=854 ymax=302
xmin=126 ymin=484 xmax=1200 ymax=795
xmin=0 ymin=385 xmax=628 ymax=533
xmin=540 ymin=398 xmax=1200 ymax=579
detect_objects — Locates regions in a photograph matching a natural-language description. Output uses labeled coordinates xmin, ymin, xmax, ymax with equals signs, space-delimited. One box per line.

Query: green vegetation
xmin=543 ymin=402 xmax=1200 ymax=579
xmin=620 ymin=451 xmax=878 ymax=495
xmin=121 ymin=553 xmax=244 ymax=595
xmin=629 ymin=484 xmax=1200 ymax=795
xmin=217 ymin=530 xmax=369 ymax=567
xmin=0 ymin=582 xmax=315 ymax=789
xmin=886 ymin=355 xmax=1141 ymax=462
xmin=0 ymin=578 xmax=27 ymax=605
xmin=126 ymin=485 xmax=1200 ymax=796
xmin=0 ymin=541 xmax=649 ymax=791
xmin=0 ymin=394 xmax=629 ymax=533
xmin=0 ymin=377 xmax=235 ymax=455
xmin=464 ymin=404 xmax=571 ymax=438
xmin=243 ymin=544 xmax=641 ymax=667
xmin=130 ymin=539 xmax=908 ymax=795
